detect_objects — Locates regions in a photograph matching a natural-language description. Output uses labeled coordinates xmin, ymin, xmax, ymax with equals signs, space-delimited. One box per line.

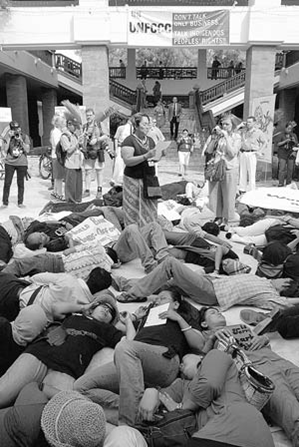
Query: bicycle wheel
xmin=39 ymin=154 xmax=52 ymax=180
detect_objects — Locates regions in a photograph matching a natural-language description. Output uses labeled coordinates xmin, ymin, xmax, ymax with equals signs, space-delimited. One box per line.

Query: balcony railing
xmin=109 ymin=67 xmax=126 ymax=79
xmin=109 ymin=79 xmax=137 ymax=106
xmin=55 ymin=54 xmax=82 ymax=79
xmin=207 ymin=66 xmax=245 ymax=80
xmin=200 ymin=71 xmax=246 ymax=105
xmin=136 ymin=66 xmax=197 ymax=80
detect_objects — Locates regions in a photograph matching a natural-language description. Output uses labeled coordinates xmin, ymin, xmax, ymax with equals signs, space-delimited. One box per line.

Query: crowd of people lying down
xmin=1 ymin=198 xmax=299 ymax=447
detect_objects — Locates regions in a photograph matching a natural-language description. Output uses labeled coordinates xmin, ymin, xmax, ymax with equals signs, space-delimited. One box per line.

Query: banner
xmin=66 ymin=216 xmax=121 ymax=247
xmin=252 ymin=94 xmax=276 ymax=164
xmin=128 ymin=10 xmax=229 ymax=46
xmin=173 ymin=10 xmax=229 ymax=46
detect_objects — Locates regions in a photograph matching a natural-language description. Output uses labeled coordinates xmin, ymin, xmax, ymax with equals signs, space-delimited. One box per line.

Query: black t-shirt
xmin=0 ymin=317 xmax=24 ymax=376
xmin=24 ymin=221 xmax=68 ymax=252
xmin=186 ymin=248 xmax=238 ymax=273
xmin=25 ymin=314 xmax=123 ymax=379
xmin=135 ymin=319 xmax=190 ymax=360
xmin=123 ymin=134 xmax=155 ymax=179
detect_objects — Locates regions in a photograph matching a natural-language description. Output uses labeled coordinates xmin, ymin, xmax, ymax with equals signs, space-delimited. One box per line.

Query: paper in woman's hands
xmin=144 ymin=303 xmax=170 ymax=327
xmin=150 ymin=141 xmax=171 ymax=162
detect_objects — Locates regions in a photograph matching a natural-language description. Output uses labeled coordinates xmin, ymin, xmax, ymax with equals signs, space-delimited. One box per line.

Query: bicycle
xmin=39 ymin=147 xmax=53 ymax=180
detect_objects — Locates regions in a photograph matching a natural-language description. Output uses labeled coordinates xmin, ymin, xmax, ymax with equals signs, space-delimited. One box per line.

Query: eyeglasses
xmin=99 ymin=303 xmax=115 ymax=319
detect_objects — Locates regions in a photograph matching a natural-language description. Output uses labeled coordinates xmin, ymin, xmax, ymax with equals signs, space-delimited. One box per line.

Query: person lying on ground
xmin=0 ymin=295 xmax=133 ymax=409
xmin=197 ymin=306 xmax=299 ymax=447
xmin=74 ymin=286 xmax=204 ymax=426
xmin=113 ymin=256 xmax=295 ymax=310
xmin=138 ymin=349 xmax=274 ymax=447
xmin=0 ymin=304 xmax=48 ymax=376
xmin=0 ymin=216 xmax=34 ymax=267
xmin=0 ymin=266 xmax=111 ymax=321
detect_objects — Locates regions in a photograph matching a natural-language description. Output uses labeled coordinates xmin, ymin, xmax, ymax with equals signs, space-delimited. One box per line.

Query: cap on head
xmin=41 ymin=391 xmax=106 ymax=447
xmin=10 ymin=120 xmax=20 ymax=130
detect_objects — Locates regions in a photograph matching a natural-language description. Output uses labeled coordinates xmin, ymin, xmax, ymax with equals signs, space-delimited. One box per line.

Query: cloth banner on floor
xmin=252 ymin=94 xmax=276 ymax=164
xmin=240 ymin=187 xmax=299 ymax=213
xmin=66 ymin=216 xmax=121 ymax=247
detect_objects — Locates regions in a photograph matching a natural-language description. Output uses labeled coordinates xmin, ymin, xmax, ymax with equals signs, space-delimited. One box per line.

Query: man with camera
xmin=82 ymin=108 xmax=110 ymax=200
xmin=238 ymin=116 xmax=267 ymax=193
xmin=1 ymin=121 xmax=30 ymax=208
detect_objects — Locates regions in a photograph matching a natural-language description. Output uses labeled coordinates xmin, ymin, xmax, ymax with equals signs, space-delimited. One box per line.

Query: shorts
xmin=83 ymin=158 xmax=105 ymax=171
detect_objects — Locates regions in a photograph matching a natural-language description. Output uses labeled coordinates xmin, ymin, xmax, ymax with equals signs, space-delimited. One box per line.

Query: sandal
xmin=116 ymin=292 xmax=147 ymax=303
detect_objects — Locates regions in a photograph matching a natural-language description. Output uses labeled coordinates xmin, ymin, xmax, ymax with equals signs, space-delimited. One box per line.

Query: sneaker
xmin=253 ymin=308 xmax=281 ymax=336
xmin=0 ymin=204 xmax=8 ymax=208
xmin=18 ymin=204 xmax=26 ymax=209
xmin=82 ymin=190 xmax=90 ymax=198
xmin=240 ymin=309 xmax=268 ymax=326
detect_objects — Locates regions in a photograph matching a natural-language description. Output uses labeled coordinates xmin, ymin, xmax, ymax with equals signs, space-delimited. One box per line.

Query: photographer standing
xmin=82 ymin=108 xmax=110 ymax=200
xmin=1 ymin=121 xmax=30 ymax=208
xmin=277 ymin=121 xmax=298 ymax=187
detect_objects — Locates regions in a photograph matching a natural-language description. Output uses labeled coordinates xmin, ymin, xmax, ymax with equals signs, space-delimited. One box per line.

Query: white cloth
xmin=104 ymin=426 xmax=147 ymax=447
xmin=50 ymin=127 xmax=62 ymax=159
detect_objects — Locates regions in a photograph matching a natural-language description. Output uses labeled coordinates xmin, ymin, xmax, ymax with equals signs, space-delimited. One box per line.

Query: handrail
xmin=136 ymin=66 xmax=197 ymax=80
xmin=110 ymin=67 xmax=126 ymax=79
xmin=55 ymin=53 xmax=81 ymax=79
xmin=200 ymin=71 xmax=246 ymax=105
xmin=207 ymin=67 xmax=245 ymax=80
xmin=109 ymin=79 xmax=137 ymax=106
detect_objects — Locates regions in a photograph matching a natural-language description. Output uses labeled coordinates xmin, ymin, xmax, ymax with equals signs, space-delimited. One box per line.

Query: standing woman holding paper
xmin=121 ymin=113 xmax=158 ymax=227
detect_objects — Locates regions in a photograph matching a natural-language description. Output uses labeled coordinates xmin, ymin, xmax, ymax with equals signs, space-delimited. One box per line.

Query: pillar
xmin=82 ymin=45 xmax=110 ymax=133
xmin=127 ymin=48 xmax=136 ymax=84
xmin=244 ymin=45 xmax=277 ymax=180
xmin=243 ymin=45 xmax=276 ymax=117
xmin=5 ymin=74 xmax=29 ymax=135
xmin=279 ymin=88 xmax=296 ymax=124
xmin=197 ymin=49 xmax=207 ymax=85
xmin=41 ymin=88 xmax=57 ymax=147
xmin=28 ymin=95 xmax=41 ymax=147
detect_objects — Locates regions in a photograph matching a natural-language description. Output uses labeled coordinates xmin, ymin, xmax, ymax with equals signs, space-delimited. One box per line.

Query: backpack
xmin=134 ymin=409 xmax=197 ymax=447
xmin=56 ymin=138 xmax=67 ymax=166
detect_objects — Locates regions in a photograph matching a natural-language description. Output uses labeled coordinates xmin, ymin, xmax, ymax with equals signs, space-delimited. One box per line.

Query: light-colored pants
xmin=114 ymin=222 xmax=169 ymax=272
xmin=209 ymin=168 xmax=239 ymax=222
xmin=230 ymin=218 xmax=281 ymax=246
xmin=239 ymin=151 xmax=257 ymax=192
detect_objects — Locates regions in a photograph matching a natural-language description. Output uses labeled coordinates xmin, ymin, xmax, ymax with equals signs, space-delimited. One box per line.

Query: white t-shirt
xmin=50 ymin=127 xmax=62 ymax=159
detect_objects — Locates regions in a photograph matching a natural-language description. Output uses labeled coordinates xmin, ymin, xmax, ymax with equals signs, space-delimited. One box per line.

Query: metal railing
xmin=109 ymin=79 xmax=137 ymax=105
xmin=136 ymin=66 xmax=197 ymax=80
xmin=109 ymin=67 xmax=126 ymax=79
xmin=207 ymin=66 xmax=245 ymax=80
xmin=200 ymin=71 xmax=246 ymax=105
xmin=55 ymin=53 xmax=82 ymax=79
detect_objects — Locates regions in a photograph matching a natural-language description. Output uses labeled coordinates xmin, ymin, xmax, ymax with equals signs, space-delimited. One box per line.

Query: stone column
xmin=127 ymin=48 xmax=136 ymax=84
xmin=197 ymin=49 xmax=207 ymax=85
xmin=244 ymin=45 xmax=277 ymax=180
xmin=5 ymin=74 xmax=29 ymax=135
xmin=243 ymin=45 xmax=276 ymax=117
xmin=82 ymin=45 xmax=110 ymax=133
xmin=41 ymin=88 xmax=57 ymax=147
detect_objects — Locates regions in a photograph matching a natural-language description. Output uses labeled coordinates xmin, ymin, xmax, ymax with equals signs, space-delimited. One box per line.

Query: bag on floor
xmin=204 ymin=158 xmax=226 ymax=182
xmin=135 ymin=409 xmax=197 ymax=447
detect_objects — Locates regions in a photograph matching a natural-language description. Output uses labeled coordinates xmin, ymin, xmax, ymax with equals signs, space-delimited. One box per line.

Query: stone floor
xmin=0 ymin=154 xmax=297 ymax=447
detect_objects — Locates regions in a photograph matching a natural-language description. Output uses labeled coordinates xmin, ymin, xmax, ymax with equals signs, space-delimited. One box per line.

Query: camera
xmin=14 ymin=131 xmax=20 ymax=139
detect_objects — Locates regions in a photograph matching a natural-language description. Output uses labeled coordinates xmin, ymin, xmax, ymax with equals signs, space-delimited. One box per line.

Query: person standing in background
xmin=1 ymin=121 xmax=30 ymax=209
xmin=277 ymin=121 xmax=299 ymax=187
xmin=211 ymin=56 xmax=221 ymax=80
xmin=60 ymin=118 xmax=84 ymax=203
xmin=152 ymin=81 xmax=162 ymax=106
xmin=119 ymin=59 xmax=126 ymax=77
xmin=50 ymin=115 xmax=66 ymax=201
xmin=168 ymin=97 xmax=182 ymax=140
xmin=177 ymin=129 xmax=194 ymax=178
xmin=112 ymin=118 xmax=132 ymax=186
xmin=238 ymin=116 xmax=267 ymax=193
xmin=154 ymin=100 xmax=166 ymax=129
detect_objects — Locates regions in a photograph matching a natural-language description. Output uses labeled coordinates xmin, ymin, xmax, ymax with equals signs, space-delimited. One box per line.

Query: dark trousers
xmin=187 ymin=438 xmax=236 ymax=447
xmin=278 ymin=157 xmax=294 ymax=186
xmin=0 ymin=273 xmax=30 ymax=321
xmin=2 ymin=164 xmax=27 ymax=205
xmin=170 ymin=117 xmax=179 ymax=139
xmin=65 ymin=168 xmax=82 ymax=203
